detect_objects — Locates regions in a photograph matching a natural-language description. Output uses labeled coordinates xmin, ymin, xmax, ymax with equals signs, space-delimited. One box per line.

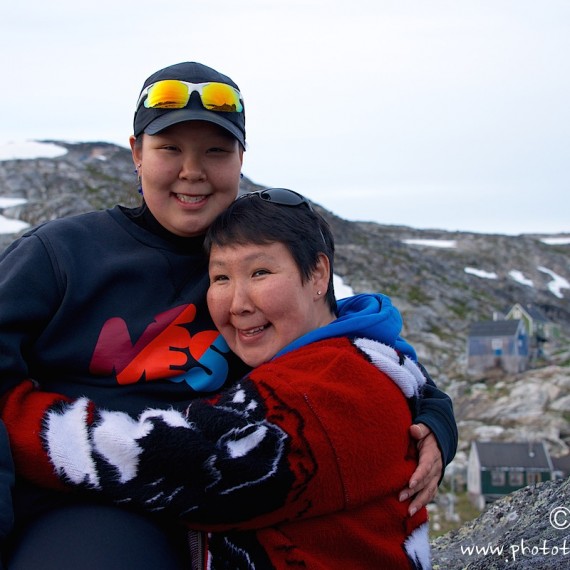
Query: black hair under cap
xmin=133 ymin=62 xmax=246 ymax=147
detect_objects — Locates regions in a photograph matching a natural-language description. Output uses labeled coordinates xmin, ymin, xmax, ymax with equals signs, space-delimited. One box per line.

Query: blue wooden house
xmin=467 ymin=319 xmax=528 ymax=375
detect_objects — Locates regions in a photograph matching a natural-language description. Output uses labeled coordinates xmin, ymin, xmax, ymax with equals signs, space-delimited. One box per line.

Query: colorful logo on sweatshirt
xmin=89 ymin=304 xmax=230 ymax=392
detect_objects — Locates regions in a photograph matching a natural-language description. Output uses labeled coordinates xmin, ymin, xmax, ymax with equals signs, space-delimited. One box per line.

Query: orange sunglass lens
xmin=201 ymin=83 xmax=243 ymax=112
xmin=145 ymin=80 xmax=189 ymax=109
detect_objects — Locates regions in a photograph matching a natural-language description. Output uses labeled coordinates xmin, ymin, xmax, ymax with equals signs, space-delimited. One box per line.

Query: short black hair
xmin=205 ymin=191 xmax=337 ymax=313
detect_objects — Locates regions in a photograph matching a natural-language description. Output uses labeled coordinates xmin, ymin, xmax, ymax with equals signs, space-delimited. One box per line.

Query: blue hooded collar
xmin=274 ymin=293 xmax=417 ymax=361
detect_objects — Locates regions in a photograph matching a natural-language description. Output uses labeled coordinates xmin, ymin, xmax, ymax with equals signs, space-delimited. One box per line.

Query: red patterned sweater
xmin=2 ymin=337 xmax=431 ymax=569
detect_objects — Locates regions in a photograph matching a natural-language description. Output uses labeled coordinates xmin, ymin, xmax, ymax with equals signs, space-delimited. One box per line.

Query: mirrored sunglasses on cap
xmin=136 ymin=79 xmax=243 ymax=113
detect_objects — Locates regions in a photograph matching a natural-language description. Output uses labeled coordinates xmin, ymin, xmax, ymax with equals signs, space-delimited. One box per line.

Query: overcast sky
xmin=2 ymin=0 xmax=569 ymax=235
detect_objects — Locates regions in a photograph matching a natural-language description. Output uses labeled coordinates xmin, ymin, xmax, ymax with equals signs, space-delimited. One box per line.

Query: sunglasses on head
xmin=241 ymin=188 xmax=315 ymax=211
xmin=136 ymin=79 xmax=243 ymax=113
xmin=240 ymin=188 xmax=327 ymax=245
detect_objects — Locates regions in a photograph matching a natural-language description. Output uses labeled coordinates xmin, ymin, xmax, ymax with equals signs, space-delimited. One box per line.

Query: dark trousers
xmin=7 ymin=504 xmax=191 ymax=570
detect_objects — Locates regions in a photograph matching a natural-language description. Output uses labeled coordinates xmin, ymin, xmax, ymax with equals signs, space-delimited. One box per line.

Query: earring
xmin=135 ymin=164 xmax=143 ymax=195
xmin=317 ymin=290 xmax=322 ymax=296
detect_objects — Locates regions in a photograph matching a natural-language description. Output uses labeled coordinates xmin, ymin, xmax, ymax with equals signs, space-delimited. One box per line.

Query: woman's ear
xmin=312 ymin=253 xmax=331 ymax=298
xmin=130 ymin=135 xmax=142 ymax=167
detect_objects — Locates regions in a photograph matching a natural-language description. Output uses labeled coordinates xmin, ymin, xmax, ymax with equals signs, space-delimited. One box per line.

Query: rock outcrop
xmin=451 ymin=362 xmax=570 ymax=459
xmin=432 ymin=477 xmax=570 ymax=569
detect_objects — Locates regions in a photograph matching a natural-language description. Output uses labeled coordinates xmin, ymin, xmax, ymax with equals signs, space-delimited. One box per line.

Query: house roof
xmin=551 ymin=454 xmax=570 ymax=474
xmin=507 ymin=303 xmax=549 ymax=323
xmin=468 ymin=319 xmax=522 ymax=338
xmin=473 ymin=441 xmax=551 ymax=470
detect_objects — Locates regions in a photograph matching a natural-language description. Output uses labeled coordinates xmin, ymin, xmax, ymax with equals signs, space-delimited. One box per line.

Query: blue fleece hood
xmin=275 ymin=293 xmax=417 ymax=361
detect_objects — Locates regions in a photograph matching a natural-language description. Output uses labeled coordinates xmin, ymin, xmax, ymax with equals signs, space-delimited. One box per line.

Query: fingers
xmin=409 ymin=461 xmax=430 ymax=492
xmin=399 ymin=461 xmax=440 ymax=515
xmin=399 ymin=430 xmax=443 ymax=516
xmin=408 ymin=482 xmax=439 ymax=517
xmin=411 ymin=433 xmax=441 ymax=487
xmin=409 ymin=423 xmax=427 ymax=441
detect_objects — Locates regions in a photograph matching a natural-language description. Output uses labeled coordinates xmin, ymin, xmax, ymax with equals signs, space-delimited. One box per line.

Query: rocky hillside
xmin=1 ymin=141 xmax=570 ymax=462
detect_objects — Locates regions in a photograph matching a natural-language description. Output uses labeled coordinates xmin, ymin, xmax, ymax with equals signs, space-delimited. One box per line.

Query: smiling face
xmin=130 ymin=121 xmax=243 ymax=237
xmin=207 ymin=241 xmax=334 ymax=367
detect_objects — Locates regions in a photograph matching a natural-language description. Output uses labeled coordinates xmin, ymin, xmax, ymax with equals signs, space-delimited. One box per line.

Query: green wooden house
xmin=467 ymin=440 xmax=553 ymax=510
xmin=505 ymin=303 xmax=554 ymax=360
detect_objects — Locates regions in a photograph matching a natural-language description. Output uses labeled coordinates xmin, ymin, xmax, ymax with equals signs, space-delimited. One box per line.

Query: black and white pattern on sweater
xmin=41 ymin=381 xmax=295 ymax=523
xmin=353 ymin=338 xmax=426 ymax=398
xmin=41 ymin=339 xmax=425 ymax=519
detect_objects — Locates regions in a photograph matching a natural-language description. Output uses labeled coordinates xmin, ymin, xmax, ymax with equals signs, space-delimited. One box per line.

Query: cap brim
xmin=144 ymin=109 xmax=245 ymax=148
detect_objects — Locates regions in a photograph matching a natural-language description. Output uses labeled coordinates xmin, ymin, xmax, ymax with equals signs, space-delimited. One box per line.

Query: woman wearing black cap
xmin=0 ymin=62 xmax=455 ymax=569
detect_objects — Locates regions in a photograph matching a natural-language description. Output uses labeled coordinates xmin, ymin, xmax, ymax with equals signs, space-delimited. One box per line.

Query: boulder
xmin=432 ymin=477 xmax=570 ymax=569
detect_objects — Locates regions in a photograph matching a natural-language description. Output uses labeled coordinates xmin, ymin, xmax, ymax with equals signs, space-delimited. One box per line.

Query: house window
xmin=508 ymin=471 xmax=524 ymax=486
xmin=527 ymin=472 xmax=542 ymax=485
xmin=492 ymin=339 xmax=503 ymax=351
xmin=491 ymin=470 xmax=506 ymax=486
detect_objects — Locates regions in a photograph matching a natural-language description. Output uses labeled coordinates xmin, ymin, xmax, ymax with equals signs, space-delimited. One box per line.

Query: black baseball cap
xmin=133 ymin=62 xmax=246 ymax=148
